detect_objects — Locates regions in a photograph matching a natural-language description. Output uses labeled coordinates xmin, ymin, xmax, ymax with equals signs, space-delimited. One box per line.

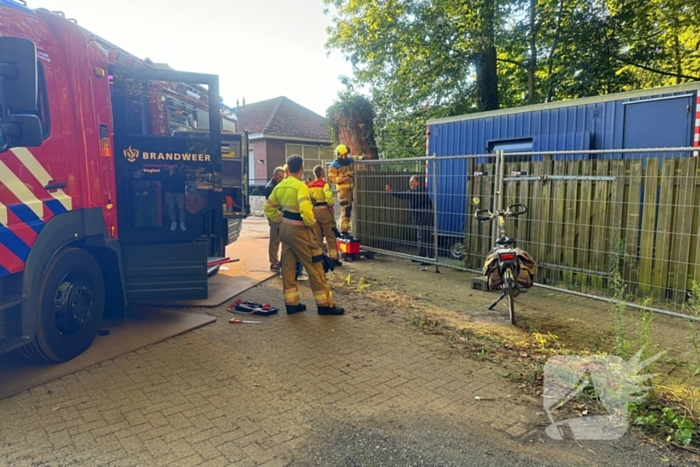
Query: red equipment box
xmin=337 ymin=238 xmax=361 ymax=255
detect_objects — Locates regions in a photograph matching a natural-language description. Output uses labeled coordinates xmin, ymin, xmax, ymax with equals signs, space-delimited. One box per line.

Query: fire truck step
xmin=0 ymin=336 xmax=31 ymax=352
xmin=0 ymin=295 xmax=25 ymax=313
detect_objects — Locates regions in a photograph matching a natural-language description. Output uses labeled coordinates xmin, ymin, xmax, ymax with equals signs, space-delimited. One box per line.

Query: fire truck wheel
xmin=22 ymin=247 xmax=105 ymax=362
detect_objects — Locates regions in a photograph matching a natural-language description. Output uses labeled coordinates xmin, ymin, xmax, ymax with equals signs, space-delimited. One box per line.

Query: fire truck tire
xmin=21 ymin=247 xmax=105 ymax=362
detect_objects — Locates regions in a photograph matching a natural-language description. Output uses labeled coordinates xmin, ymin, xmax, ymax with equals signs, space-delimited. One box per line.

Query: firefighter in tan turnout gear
xmin=307 ymin=165 xmax=342 ymax=268
xmin=328 ymin=144 xmax=357 ymax=237
xmin=264 ymin=155 xmax=345 ymax=316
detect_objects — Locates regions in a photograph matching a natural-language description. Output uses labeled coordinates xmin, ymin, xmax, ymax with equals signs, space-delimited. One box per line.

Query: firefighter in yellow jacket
xmin=328 ymin=144 xmax=356 ymax=237
xmin=307 ymin=165 xmax=342 ymax=267
xmin=264 ymin=155 xmax=345 ymax=316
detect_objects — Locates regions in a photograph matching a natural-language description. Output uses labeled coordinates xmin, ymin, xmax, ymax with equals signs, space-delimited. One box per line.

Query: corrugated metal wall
xmin=426 ymin=86 xmax=699 ymax=239
xmin=429 ymin=87 xmax=699 ymax=157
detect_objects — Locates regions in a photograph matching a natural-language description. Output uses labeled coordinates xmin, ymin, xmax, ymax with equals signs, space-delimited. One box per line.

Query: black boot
xmin=286 ymin=304 xmax=307 ymax=315
xmin=332 ymin=259 xmax=343 ymax=267
xmin=318 ymin=305 xmax=345 ymax=316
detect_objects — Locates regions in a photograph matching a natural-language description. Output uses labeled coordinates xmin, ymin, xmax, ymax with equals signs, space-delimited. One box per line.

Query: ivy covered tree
xmin=326 ymin=95 xmax=379 ymax=159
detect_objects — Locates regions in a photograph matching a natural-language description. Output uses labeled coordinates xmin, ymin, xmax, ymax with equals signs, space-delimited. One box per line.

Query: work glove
xmin=322 ymin=254 xmax=335 ymax=273
xmin=332 ymin=227 xmax=342 ymax=238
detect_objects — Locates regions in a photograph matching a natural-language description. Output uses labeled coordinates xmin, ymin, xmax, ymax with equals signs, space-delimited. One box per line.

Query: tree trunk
xmin=545 ymin=0 xmax=566 ymax=102
xmin=528 ymin=0 xmax=537 ymax=103
xmin=474 ymin=46 xmax=499 ymax=111
xmin=673 ymin=32 xmax=682 ymax=85
xmin=474 ymin=0 xmax=499 ymax=111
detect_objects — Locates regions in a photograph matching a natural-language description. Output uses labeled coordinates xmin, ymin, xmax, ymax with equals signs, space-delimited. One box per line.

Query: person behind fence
xmin=385 ymin=176 xmax=434 ymax=265
xmin=264 ymin=155 xmax=345 ymax=316
xmin=265 ymin=167 xmax=286 ymax=271
xmin=328 ymin=144 xmax=356 ymax=238
xmin=307 ymin=165 xmax=342 ymax=267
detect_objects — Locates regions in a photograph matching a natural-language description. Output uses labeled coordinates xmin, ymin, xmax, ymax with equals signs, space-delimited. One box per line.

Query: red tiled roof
xmin=235 ymin=96 xmax=331 ymax=141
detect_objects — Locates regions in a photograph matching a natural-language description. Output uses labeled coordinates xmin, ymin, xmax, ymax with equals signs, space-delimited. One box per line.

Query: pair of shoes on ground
xmin=285 ymin=304 xmax=345 ymax=315
xmin=170 ymin=222 xmax=186 ymax=231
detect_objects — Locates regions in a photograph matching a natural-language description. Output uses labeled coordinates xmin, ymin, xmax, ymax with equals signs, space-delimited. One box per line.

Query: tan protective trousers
xmin=313 ymin=206 xmax=338 ymax=260
xmin=268 ymin=219 xmax=281 ymax=267
xmin=279 ymin=221 xmax=334 ymax=308
xmin=337 ymin=188 xmax=353 ymax=233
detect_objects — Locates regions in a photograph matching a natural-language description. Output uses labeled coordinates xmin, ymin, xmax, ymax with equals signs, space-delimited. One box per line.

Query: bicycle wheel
xmin=504 ymin=270 xmax=516 ymax=325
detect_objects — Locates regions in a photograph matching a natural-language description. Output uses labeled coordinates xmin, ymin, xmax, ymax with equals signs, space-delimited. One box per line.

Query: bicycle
xmin=475 ymin=203 xmax=530 ymax=324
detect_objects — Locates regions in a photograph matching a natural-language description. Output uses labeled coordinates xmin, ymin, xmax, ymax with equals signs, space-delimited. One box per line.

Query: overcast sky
xmin=28 ymin=0 xmax=347 ymax=116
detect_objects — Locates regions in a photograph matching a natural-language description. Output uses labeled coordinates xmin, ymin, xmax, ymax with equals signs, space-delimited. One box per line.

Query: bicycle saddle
xmin=496 ymin=236 xmax=514 ymax=246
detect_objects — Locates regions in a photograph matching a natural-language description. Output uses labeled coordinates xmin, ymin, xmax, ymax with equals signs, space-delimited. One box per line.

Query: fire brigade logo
xmin=123 ymin=146 xmax=140 ymax=163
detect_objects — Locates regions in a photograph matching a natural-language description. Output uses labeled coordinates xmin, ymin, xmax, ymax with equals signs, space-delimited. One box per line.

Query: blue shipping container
xmin=426 ymin=82 xmax=700 ymax=258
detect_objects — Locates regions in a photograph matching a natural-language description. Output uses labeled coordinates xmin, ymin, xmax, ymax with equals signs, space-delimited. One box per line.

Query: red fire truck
xmin=0 ymin=0 xmax=249 ymax=362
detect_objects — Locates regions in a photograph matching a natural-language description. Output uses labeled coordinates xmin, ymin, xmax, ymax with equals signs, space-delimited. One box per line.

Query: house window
xmin=285 ymin=144 xmax=333 ymax=160
xmin=284 ymin=144 xmax=333 ymax=179
xmin=319 ymin=146 xmax=334 ymax=160
xmin=286 ymin=144 xmax=303 ymax=157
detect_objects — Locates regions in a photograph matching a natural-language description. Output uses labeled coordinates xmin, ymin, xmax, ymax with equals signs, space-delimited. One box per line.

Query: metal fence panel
xmin=353 ymin=148 xmax=700 ymax=318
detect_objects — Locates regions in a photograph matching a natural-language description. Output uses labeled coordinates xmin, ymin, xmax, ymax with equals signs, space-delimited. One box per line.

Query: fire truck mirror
xmin=0 ymin=37 xmax=42 ymax=149
xmin=4 ymin=114 xmax=43 ymax=147
xmin=0 ymin=37 xmax=38 ymax=110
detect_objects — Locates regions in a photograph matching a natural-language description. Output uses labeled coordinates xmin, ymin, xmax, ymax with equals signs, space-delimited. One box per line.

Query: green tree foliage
xmin=323 ymin=0 xmax=700 ymax=159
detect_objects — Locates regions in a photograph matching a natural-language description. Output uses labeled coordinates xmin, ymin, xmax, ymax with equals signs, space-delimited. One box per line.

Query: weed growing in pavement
xmin=609 ymin=240 xmax=633 ymax=359
xmin=683 ymin=281 xmax=700 ymax=377
xmin=631 ymin=403 xmax=700 ymax=448
xmin=636 ymin=298 xmax=654 ymax=363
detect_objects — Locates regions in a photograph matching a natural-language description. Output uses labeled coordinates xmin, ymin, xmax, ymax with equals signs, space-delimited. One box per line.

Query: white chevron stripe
xmin=0 ymin=160 xmax=44 ymax=219
xmin=0 ymin=201 xmax=6 ymax=227
xmin=10 ymin=147 xmax=73 ymax=211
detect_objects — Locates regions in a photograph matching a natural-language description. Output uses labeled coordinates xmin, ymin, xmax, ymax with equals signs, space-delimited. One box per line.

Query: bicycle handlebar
xmin=507 ymin=203 xmax=528 ymax=216
xmin=474 ymin=203 xmax=528 ymax=221
xmin=475 ymin=209 xmax=492 ymax=221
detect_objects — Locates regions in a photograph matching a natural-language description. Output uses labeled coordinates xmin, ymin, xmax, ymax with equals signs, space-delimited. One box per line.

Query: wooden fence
xmin=355 ymin=156 xmax=700 ymax=302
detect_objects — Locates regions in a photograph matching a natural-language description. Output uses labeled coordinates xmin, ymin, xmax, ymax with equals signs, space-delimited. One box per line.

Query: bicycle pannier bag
xmin=483 ymin=251 xmax=503 ymax=290
xmin=515 ymin=248 xmax=535 ymax=288
xmin=482 ymin=248 xmax=536 ymax=290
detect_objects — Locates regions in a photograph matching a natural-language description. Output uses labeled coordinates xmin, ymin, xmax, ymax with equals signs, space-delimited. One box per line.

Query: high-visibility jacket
xmin=328 ymin=157 xmax=356 ymax=191
xmin=264 ymin=176 xmax=316 ymax=227
xmin=307 ymin=179 xmax=334 ymax=206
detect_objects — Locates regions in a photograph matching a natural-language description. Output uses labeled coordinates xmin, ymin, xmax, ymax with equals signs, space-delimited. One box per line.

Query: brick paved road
xmin=0 ymin=219 xmax=695 ymax=466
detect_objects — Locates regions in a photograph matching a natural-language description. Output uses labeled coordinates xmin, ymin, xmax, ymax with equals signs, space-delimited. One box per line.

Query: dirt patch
xmin=327 ymin=254 xmax=700 ymax=453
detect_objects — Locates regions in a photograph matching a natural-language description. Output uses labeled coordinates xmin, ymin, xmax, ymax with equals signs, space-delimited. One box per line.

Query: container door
xmin=109 ymin=65 xmax=222 ymax=303
xmin=623 ymin=95 xmax=694 ymax=150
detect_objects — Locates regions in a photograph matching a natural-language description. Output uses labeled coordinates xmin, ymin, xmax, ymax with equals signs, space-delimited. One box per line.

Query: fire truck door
xmin=0 ymin=51 xmax=70 ymax=277
xmin=221 ymin=132 xmax=249 ymax=247
xmin=109 ymin=65 xmax=222 ymax=303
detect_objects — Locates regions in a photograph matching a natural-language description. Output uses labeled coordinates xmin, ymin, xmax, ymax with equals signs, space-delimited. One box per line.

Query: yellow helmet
xmin=335 ymin=144 xmax=349 ymax=157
